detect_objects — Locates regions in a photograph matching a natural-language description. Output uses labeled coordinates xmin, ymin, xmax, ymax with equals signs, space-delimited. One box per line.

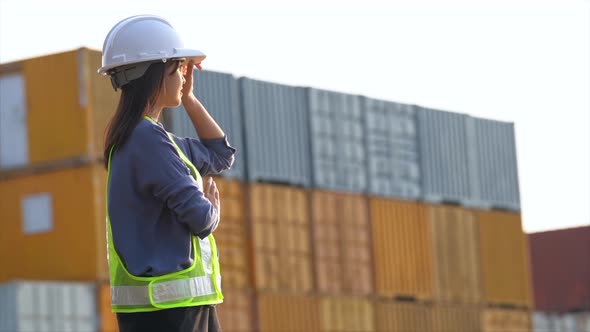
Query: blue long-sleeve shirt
xmin=107 ymin=118 xmax=236 ymax=277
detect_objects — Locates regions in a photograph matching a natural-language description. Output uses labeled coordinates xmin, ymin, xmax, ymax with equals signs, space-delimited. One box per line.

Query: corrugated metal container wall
xmin=250 ymin=184 xmax=313 ymax=292
xmin=533 ymin=312 xmax=590 ymax=332
xmin=428 ymin=205 xmax=482 ymax=304
xmin=417 ymin=107 xmax=470 ymax=205
xmin=370 ymin=198 xmax=434 ymax=300
xmin=363 ymin=98 xmax=421 ymax=200
xmin=431 ymin=304 xmax=481 ymax=332
xmin=212 ymin=177 xmax=251 ymax=290
xmin=308 ymin=88 xmax=366 ymax=193
xmin=0 ymin=281 xmax=97 ymax=332
xmin=0 ymin=71 xmax=28 ymax=168
xmin=163 ymin=70 xmax=245 ymax=179
xmin=240 ymin=78 xmax=311 ymax=186
xmin=312 ymin=191 xmax=373 ymax=295
xmin=0 ymin=49 xmax=117 ymax=168
xmin=478 ymin=211 xmax=532 ymax=308
xmin=258 ymin=293 xmax=321 ymax=332
xmin=374 ymin=300 xmax=432 ymax=332
xmin=466 ymin=116 xmax=521 ymax=211
xmin=217 ymin=289 xmax=256 ymax=332
xmin=0 ymin=164 xmax=108 ymax=282
xmin=481 ymin=308 xmax=531 ymax=332
xmin=529 ymin=226 xmax=590 ymax=312
xmin=320 ymin=296 xmax=374 ymax=332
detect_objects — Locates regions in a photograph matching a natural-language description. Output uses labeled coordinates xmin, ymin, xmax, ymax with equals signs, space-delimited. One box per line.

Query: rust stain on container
xmin=481 ymin=307 xmax=531 ymax=332
xmin=428 ymin=204 xmax=482 ymax=304
xmin=250 ymin=184 xmax=313 ymax=292
xmin=312 ymin=191 xmax=373 ymax=295
xmin=0 ymin=164 xmax=109 ymax=282
xmin=370 ymin=198 xmax=434 ymax=300
xmin=217 ymin=289 xmax=256 ymax=332
xmin=477 ymin=210 xmax=532 ymax=308
xmin=529 ymin=226 xmax=590 ymax=312
xmin=374 ymin=300 xmax=432 ymax=332
xmin=320 ymin=296 xmax=375 ymax=332
xmin=213 ymin=177 xmax=251 ymax=290
xmin=258 ymin=292 xmax=321 ymax=332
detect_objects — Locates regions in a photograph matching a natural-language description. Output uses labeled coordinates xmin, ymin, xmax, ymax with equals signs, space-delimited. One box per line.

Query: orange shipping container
xmin=370 ymin=198 xmax=434 ymax=300
xmin=428 ymin=205 xmax=482 ymax=304
xmin=98 ymin=283 xmax=118 ymax=332
xmin=481 ymin=308 xmax=531 ymax=332
xmin=320 ymin=296 xmax=374 ymax=332
xmin=0 ymin=164 xmax=108 ymax=282
xmin=477 ymin=210 xmax=532 ymax=307
xmin=250 ymin=184 xmax=313 ymax=292
xmin=431 ymin=304 xmax=481 ymax=332
xmin=258 ymin=293 xmax=321 ymax=332
xmin=217 ymin=289 xmax=256 ymax=332
xmin=312 ymin=191 xmax=373 ymax=295
xmin=0 ymin=48 xmax=118 ymax=169
xmin=374 ymin=300 xmax=432 ymax=332
xmin=212 ymin=177 xmax=251 ymax=290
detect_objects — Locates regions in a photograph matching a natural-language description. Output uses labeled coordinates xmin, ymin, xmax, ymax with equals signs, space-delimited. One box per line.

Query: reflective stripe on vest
xmin=106 ymin=116 xmax=223 ymax=312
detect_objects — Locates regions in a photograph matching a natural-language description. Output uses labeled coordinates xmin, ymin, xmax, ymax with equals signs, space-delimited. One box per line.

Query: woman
xmin=99 ymin=15 xmax=235 ymax=332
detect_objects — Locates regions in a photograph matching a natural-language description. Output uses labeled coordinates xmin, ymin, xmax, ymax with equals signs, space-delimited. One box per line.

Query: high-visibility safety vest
xmin=105 ymin=116 xmax=223 ymax=313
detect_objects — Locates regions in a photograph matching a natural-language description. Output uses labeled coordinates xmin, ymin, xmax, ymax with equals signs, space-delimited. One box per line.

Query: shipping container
xmin=163 ymin=70 xmax=245 ymax=179
xmin=212 ymin=177 xmax=251 ymax=290
xmin=217 ymin=289 xmax=256 ymax=332
xmin=320 ymin=296 xmax=374 ymax=332
xmin=533 ymin=312 xmax=590 ymax=332
xmin=529 ymin=226 xmax=590 ymax=312
xmin=374 ymin=300 xmax=432 ymax=332
xmin=0 ymin=281 xmax=97 ymax=332
xmin=477 ymin=210 xmax=532 ymax=307
xmin=312 ymin=191 xmax=373 ymax=295
xmin=466 ymin=116 xmax=521 ymax=211
xmin=0 ymin=164 xmax=108 ymax=282
xmin=98 ymin=283 xmax=117 ymax=332
xmin=249 ymin=184 xmax=313 ymax=292
xmin=258 ymin=293 xmax=321 ymax=332
xmin=417 ymin=107 xmax=471 ymax=205
xmin=363 ymin=98 xmax=421 ymax=200
xmin=431 ymin=304 xmax=481 ymax=332
xmin=370 ymin=198 xmax=434 ymax=300
xmin=240 ymin=78 xmax=311 ymax=186
xmin=0 ymin=48 xmax=118 ymax=170
xmin=481 ymin=308 xmax=531 ymax=332
xmin=428 ymin=205 xmax=482 ymax=304
xmin=308 ymin=88 xmax=366 ymax=193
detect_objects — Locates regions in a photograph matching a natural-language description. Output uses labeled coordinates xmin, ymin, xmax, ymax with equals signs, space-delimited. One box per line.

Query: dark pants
xmin=116 ymin=305 xmax=221 ymax=332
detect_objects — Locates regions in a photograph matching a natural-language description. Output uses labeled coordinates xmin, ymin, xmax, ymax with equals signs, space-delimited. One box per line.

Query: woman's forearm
xmin=182 ymin=96 xmax=225 ymax=139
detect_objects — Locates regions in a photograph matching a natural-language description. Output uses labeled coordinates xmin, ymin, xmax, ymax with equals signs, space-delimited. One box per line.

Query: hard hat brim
xmin=97 ymin=49 xmax=206 ymax=75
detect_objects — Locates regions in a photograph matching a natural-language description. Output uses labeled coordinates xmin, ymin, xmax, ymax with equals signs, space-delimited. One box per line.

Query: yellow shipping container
xmin=0 ymin=48 xmax=118 ymax=169
xmin=370 ymin=198 xmax=434 ymax=300
xmin=250 ymin=184 xmax=313 ymax=293
xmin=477 ymin=210 xmax=532 ymax=308
xmin=0 ymin=164 xmax=108 ymax=282
xmin=312 ymin=191 xmax=373 ymax=295
xmin=431 ymin=304 xmax=481 ymax=332
xmin=217 ymin=289 xmax=256 ymax=332
xmin=213 ymin=177 xmax=251 ymax=290
xmin=481 ymin=308 xmax=531 ymax=332
xmin=374 ymin=300 xmax=432 ymax=332
xmin=428 ymin=205 xmax=482 ymax=304
xmin=258 ymin=292 xmax=321 ymax=332
xmin=320 ymin=296 xmax=375 ymax=332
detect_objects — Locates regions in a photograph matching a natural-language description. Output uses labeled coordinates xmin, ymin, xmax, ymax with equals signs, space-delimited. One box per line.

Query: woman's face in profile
xmin=160 ymin=60 xmax=187 ymax=107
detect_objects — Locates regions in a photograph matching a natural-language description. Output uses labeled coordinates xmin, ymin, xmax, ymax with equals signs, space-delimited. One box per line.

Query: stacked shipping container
xmin=0 ymin=49 xmax=532 ymax=331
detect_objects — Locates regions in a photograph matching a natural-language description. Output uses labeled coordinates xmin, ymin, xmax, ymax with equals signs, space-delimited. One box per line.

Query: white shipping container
xmin=533 ymin=312 xmax=590 ymax=332
xmin=0 ymin=281 xmax=97 ymax=332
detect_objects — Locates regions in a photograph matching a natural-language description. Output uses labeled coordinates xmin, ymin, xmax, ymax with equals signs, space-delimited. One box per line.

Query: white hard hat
xmin=98 ymin=15 xmax=206 ymax=89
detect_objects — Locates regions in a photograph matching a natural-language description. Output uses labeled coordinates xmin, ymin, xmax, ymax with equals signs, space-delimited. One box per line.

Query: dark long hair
xmin=103 ymin=60 xmax=180 ymax=168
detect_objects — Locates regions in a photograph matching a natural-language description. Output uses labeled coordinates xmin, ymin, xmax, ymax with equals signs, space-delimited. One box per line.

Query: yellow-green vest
xmin=106 ymin=116 xmax=223 ymax=313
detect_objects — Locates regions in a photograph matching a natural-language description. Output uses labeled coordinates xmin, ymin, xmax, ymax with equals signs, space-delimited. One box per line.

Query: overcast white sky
xmin=1 ymin=0 xmax=588 ymax=233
